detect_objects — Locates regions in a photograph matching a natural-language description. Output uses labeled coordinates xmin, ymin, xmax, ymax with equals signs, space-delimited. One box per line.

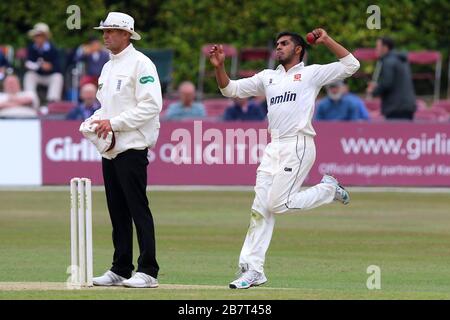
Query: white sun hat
xmin=94 ymin=12 xmax=141 ymax=40
xmin=28 ymin=22 xmax=51 ymax=38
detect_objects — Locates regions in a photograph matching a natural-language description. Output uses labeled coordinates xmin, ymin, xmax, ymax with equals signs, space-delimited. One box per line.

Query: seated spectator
xmin=0 ymin=50 xmax=11 ymax=81
xmin=0 ymin=74 xmax=39 ymax=118
xmin=315 ymin=81 xmax=361 ymax=121
xmin=74 ymin=37 xmax=110 ymax=87
xmin=342 ymin=82 xmax=370 ymax=120
xmin=66 ymin=83 xmax=100 ymax=120
xmin=254 ymin=95 xmax=268 ymax=116
xmin=23 ymin=23 xmax=63 ymax=104
xmin=164 ymin=81 xmax=206 ymax=120
xmin=223 ymin=97 xmax=266 ymax=121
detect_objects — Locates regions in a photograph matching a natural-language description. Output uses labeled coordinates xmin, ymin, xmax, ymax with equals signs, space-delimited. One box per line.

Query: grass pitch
xmin=0 ymin=189 xmax=449 ymax=299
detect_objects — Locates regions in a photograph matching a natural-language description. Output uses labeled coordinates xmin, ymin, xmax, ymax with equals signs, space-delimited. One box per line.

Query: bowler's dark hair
xmin=276 ymin=31 xmax=307 ymax=62
xmin=378 ymin=36 xmax=395 ymax=50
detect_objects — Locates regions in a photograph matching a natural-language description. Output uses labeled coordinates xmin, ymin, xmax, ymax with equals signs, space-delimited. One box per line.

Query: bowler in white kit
xmin=209 ymin=29 xmax=360 ymax=289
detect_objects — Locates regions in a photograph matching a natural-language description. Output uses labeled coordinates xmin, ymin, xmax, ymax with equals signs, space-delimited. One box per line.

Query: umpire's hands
xmin=92 ymin=119 xmax=112 ymax=139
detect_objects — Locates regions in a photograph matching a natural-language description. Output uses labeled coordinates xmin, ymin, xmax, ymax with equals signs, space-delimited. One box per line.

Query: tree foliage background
xmin=1 ymin=0 xmax=449 ymax=94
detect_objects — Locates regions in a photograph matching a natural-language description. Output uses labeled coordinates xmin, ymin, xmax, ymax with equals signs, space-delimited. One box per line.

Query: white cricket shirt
xmin=95 ymin=43 xmax=162 ymax=159
xmin=220 ymin=53 xmax=360 ymax=138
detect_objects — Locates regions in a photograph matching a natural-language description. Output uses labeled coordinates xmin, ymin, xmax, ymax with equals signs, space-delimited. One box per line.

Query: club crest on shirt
xmin=293 ymin=74 xmax=302 ymax=81
xmin=98 ymin=83 xmax=103 ymax=90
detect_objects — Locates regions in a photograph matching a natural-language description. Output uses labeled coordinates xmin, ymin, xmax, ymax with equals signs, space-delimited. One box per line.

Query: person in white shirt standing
xmin=89 ymin=12 xmax=162 ymax=288
xmin=209 ymin=29 xmax=360 ymax=289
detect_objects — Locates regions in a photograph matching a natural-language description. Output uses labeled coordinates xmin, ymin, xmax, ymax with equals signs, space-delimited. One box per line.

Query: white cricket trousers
xmin=24 ymin=71 xmax=63 ymax=102
xmin=238 ymin=134 xmax=335 ymax=274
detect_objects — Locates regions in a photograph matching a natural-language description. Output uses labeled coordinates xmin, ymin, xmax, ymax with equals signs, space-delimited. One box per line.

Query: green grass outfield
xmin=0 ymin=189 xmax=449 ymax=299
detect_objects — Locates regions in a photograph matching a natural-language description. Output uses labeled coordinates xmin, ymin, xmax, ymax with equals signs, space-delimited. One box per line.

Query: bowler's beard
xmin=278 ymin=49 xmax=297 ymax=66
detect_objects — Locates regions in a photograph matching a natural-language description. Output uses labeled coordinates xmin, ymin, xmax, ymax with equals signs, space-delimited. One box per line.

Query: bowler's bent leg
xmin=268 ymin=136 xmax=335 ymax=214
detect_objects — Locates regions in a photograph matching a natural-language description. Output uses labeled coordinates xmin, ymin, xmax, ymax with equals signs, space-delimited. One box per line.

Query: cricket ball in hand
xmin=306 ymin=32 xmax=317 ymax=45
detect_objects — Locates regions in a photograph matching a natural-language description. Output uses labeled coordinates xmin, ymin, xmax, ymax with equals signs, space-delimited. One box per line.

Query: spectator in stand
xmin=0 ymin=74 xmax=39 ymax=118
xmin=255 ymin=95 xmax=268 ymax=116
xmin=0 ymin=50 xmax=11 ymax=81
xmin=315 ymin=80 xmax=361 ymax=121
xmin=66 ymin=83 xmax=101 ymax=120
xmin=223 ymin=97 xmax=266 ymax=121
xmin=366 ymin=36 xmax=416 ymax=120
xmin=164 ymin=81 xmax=206 ymax=120
xmin=23 ymin=23 xmax=63 ymax=103
xmin=342 ymin=81 xmax=369 ymax=120
xmin=74 ymin=37 xmax=110 ymax=87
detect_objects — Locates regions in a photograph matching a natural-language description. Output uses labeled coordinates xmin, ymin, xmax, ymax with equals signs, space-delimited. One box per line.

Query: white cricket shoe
xmin=93 ymin=270 xmax=127 ymax=286
xmin=122 ymin=272 xmax=159 ymax=288
xmin=229 ymin=265 xmax=267 ymax=289
xmin=321 ymin=174 xmax=350 ymax=205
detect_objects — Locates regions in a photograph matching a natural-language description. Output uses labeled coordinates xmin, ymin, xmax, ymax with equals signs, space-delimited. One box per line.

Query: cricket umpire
xmin=90 ymin=12 xmax=162 ymax=288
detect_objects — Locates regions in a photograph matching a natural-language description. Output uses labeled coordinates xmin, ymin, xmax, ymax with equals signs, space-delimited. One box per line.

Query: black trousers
xmin=102 ymin=148 xmax=159 ymax=279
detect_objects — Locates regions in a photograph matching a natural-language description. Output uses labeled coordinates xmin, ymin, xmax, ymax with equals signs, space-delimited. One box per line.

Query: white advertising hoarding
xmin=0 ymin=120 xmax=42 ymax=185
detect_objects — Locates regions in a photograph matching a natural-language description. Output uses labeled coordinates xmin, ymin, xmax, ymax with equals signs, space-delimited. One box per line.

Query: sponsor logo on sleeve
xmin=139 ymin=75 xmax=155 ymax=84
